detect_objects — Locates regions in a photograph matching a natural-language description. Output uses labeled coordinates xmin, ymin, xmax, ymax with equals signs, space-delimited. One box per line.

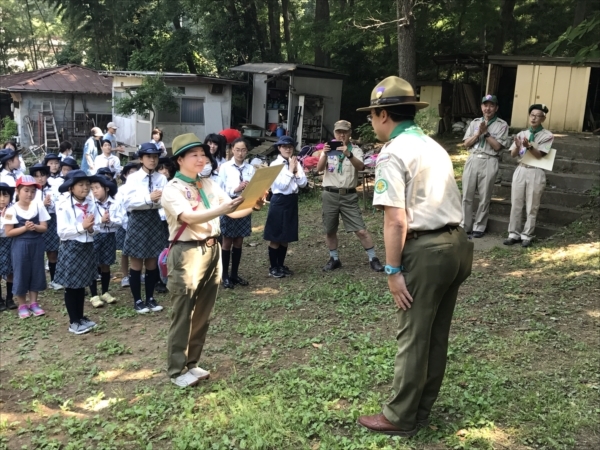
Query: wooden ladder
xmin=41 ymin=101 xmax=60 ymax=152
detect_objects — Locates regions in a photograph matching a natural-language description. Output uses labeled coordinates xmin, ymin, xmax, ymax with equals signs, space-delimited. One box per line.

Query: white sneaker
xmin=170 ymin=372 xmax=200 ymax=388
xmin=90 ymin=296 xmax=104 ymax=308
xmin=121 ymin=276 xmax=130 ymax=287
xmin=101 ymin=292 xmax=117 ymax=304
xmin=49 ymin=281 xmax=64 ymax=290
xmin=45 ymin=261 xmax=49 ymax=271
xmin=187 ymin=367 xmax=210 ymax=380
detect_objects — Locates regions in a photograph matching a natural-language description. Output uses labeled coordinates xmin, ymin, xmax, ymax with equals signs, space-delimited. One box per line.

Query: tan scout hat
xmin=171 ymin=133 xmax=209 ymax=159
xmin=334 ymin=120 xmax=352 ymax=131
xmin=357 ymin=76 xmax=429 ymax=112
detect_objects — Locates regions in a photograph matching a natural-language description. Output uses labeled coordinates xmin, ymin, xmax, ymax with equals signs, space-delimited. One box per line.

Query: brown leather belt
xmin=173 ymin=236 xmax=219 ymax=247
xmin=323 ymin=186 xmax=357 ymax=195
xmin=405 ymin=225 xmax=459 ymax=241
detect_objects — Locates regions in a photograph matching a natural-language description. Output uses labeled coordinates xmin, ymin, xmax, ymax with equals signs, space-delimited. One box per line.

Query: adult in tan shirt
xmin=162 ymin=133 xmax=263 ymax=388
xmin=316 ymin=120 xmax=383 ymax=272
xmin=355 ymin=76 xmax=473 ymax=437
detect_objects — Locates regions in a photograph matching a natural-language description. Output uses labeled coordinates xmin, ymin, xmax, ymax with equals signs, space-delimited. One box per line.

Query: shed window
xmin=157 ymin=102 xmax=180 ymax=123
xmin=181 ymin=98 xmax=204 ymax=124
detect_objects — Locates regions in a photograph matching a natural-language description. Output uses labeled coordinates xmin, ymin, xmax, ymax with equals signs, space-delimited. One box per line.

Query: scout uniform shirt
xmin=463 ymin=117 xmax=510 ymax=156
xmin=162 ymin=177 xmax=230 ymax=241
xmin=509 ymin=128 xmax=554 ymax=164
xmin=322 ymin=144 xmax=364 ymax=189
xmin=373 ymin=121 xmax=462 ymax=231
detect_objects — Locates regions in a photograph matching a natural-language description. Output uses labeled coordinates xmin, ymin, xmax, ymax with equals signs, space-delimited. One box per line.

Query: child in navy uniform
xmin=30 ymin=163 xmax=62 ymax=290
xmin=89 ymin=176 xmax=122 ymax=307
xmin=3 ymin=176 xmax=49 ymax=318
xmin=0 ymin=148 xmax=21 ymax=188
xmin=0 ymin=183 xmax=16 ymax=311
xmin=44 ymin=153 xmax=62 ymax=189
xmin=54 ymin=170 xmax=101 ymax=334
xmin=122 ymin=144 xmax=166 ymax=313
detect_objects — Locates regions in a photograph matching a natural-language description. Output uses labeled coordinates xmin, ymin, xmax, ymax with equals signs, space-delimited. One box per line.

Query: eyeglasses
xmin=529 ymin=114 xmax=545 ymax=119
xmin=367 ymin=115 xmax=372 ymax=123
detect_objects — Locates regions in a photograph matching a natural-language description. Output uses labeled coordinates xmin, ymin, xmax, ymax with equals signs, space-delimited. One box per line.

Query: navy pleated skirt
xmin=263 ymin=193 xmax=299 ymax=243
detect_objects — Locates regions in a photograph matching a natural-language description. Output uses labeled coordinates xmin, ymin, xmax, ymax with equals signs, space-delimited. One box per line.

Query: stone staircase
xmin=474 ymin=134 xmax=600 ymax=238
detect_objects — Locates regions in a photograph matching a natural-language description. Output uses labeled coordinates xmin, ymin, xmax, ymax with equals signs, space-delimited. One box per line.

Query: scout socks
xmin=145 ymin=269 xmax=159 ymax=301
xmin=231 ymin=247 xmax=242 ymax=278
xmin=48 ymin=262 xmax=57 ymax=281
xmin=329 ymin=249 xmax=339 ymax=261
xmin=268 ymin=246 xmax=278 ymax=269
xmin=101 ymin=272 xmax=110 ymax=294
xmin=129 ymin=269 xmax=142 ymax=301
xmin=64 ymin=289 xmax=78 ymax=323
xmin=277 ymin=245 xmax=288 ymax=267
xmin=365 ymin=247 xmax=377 ymax=261
xmin=89 ymin=280 xmax=98 ymax=297
xmin=222 ymin=249 xmax=231 ymax=278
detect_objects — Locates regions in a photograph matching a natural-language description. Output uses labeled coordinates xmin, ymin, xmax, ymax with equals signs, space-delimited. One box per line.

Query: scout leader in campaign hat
xmin=357 ymin=76 xmax=429 ymax=112
xmin=170 ymin=133 xmax=216 ymax=169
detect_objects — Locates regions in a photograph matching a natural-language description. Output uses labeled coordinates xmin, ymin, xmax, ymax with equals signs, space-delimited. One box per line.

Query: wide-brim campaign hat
xmin=274 ymin=136 xmax=296 ymax=147
xmin=121 ymin=161 xmax=141 ymax=177
xmin=16 ymin=175 xmax=41 ymax=190
xmin=60 ymin=157 xmax=80 ymax=169
xmin=43 ymin=153 xmax=60 ymax=164
xmin=89 ymin=175 xmax=118 ymax=198
xmin=29 ymin=163 xmax=50 ymax=176
xmin=357 ymin=76 xmax=429 ymax=112
xmin=171 ymin=133 xmax=210 ymax=159
xmin=137 ymin=142 xmax=163 ymax=156
xmin=95 ymin=167 xmax=115 ymax=179
xmin=59 ymin=169 xmax=93 ymax=193
xmin=0 ymin=182 xmax=15 ymax=199
xmin=0 ymin=148 xmax=20 ymax=165
xmin=158 ymin=157 xmax=174 ymax=166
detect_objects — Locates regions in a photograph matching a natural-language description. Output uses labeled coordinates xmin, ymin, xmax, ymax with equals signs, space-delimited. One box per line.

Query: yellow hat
xmin=171 ymin=133 xmax=209 ymax=158
xmin=357 ymin=76 xmax=429 ymax=112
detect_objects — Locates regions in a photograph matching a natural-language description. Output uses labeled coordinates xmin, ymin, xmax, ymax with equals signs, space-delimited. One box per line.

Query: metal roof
xmin=488 ymin=54 xmax=600 ymax=67
xmin=230 ymin=63 xmax=345 ymax=78
xmin=0 ymin=65 xmax=112 ymax=94
xmin=101 ymin=70 xmax=247 ymax=85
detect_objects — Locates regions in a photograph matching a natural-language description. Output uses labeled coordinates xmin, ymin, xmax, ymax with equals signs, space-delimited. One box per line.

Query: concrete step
xmin=551 ymin=134 xmax=600 ymax=161
xmin=474 ymin=198 xmax=583 ymax=226
xmin=485 ymin=214 xmax=561 ymax=238
xmin=493 ymin=183 xmax=592 ymax=207
xmin=499 ymin=152 xmax=600 ymax=174
xmin=498 ymin=164 xmax=599 ymax=192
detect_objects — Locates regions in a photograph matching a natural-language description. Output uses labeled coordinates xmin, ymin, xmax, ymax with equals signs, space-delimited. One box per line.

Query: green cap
xmin=482 ymin=94 xmax=498 ymax=104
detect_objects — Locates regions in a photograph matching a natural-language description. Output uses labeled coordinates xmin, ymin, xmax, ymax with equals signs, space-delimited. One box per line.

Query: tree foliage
xmin=544 ymin=10 xmax=600 ymax=63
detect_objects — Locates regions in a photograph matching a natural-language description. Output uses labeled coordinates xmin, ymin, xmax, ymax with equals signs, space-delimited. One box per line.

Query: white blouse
xmin=270 ymin=155 xmax=308 ymax=195
xmin=122 ymin=169 xmax=167 ymax=212
xmin=94 ymin=196 xmax=124 ymax=233
xmin=219 ymin=160 xmax=256 ymax=198
xmin=56 ymin=194 xmax=101 ymax=243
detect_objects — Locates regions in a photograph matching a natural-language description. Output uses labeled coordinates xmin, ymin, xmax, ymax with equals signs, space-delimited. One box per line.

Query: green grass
xmin=1 ymin=150 xmax=598 ymax=449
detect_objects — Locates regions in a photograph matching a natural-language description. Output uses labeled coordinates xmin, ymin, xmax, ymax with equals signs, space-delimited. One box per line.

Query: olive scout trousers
xmin=383 ymin=227 xmax=473 ymax=429
xmin=461 ymin=153 xmax=499 ymax=233
xmin=166 ymin=241 xmax=221 ymax=378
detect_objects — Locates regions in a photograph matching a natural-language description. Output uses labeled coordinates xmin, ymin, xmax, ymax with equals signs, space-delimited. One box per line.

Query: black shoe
xmin=369 ymin=257 xmax=384 ymax=272
xmin=0 ymin=299 xmax=6 ymax=312
xmin=222 ymin=277 xmax=234 ymax=289
xmin=323 ymin=257 xmax=342 ymax=271
xmin=155 ymin=282 xmax=168 ymax=293
xmin=521 ymin=240 xmax=532 ymax=248
xmin=146 ymin=297 xmax=163 ymax=312
xmin=467 ymin=232 xmax=473 ymax=240
xmin=133 ymin=299 xmax=150 ymax=314
xmin=281 ymin=266 xmax=294 ymax=276
xmin=269 ymin=267 xmax=285 ymax=278
xmin=503 ymin=238 xmax=521 ymax=246
xmin=472 ymin=231 xmax=485 ymax=238
xmin=230 ymin=275 xmax=249 ymax=286
xmin=6 ymin=297 xmax=17 ymax=310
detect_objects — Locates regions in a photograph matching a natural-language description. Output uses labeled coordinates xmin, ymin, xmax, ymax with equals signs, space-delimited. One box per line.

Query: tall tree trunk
xmin=282 ymin=0 xmax=294 ymax=61
xmin=241 ymin=1 xmax=268 ymax=60
xmin=314 ymin=0 xmax=330 ymax=67
xmin=24 ymin=0 xmax=39 ymax=70
xmin=573 ymin=0 xmax=588 ymax=26
xmin=267 ymin=0 xmax=282 ymax=61
xmin=397 ymin=0 xmax=416 ymax=88
xmin=172 ymin=17 xmax=197 ymax=74
xmin=492 ymin=0 xmax=517 ymax=54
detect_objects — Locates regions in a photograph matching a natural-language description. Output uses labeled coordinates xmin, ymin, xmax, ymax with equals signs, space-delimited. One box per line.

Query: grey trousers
xmin=508 ymin=165 xmax=546 ymax=241
xmin=461 ymin=154 xmax=499 ymax=233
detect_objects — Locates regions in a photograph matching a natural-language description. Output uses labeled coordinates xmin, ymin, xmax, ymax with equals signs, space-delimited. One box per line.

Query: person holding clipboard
xmin=504 ymin=104 xmax=554 ymax=248
xmin=161 ymin=133 xmax=264 ymax=388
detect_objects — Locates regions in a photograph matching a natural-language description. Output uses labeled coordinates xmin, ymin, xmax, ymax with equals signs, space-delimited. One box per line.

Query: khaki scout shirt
xmin=373 ymin=124 xmax=462 ymax=231
xmin=322 ymin=144 xmax=364 ymax=189
xmin=162 ymin=177 xmax=230 ymax=241
xmin=463 ymin=117 xmax=510 ymax=157
xmin=509 ymin=128 xmax=554 ymax=163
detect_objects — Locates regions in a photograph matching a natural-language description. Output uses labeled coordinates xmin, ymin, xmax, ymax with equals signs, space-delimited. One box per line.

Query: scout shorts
xmin=321 ymin=190 xmax=366 ymax=234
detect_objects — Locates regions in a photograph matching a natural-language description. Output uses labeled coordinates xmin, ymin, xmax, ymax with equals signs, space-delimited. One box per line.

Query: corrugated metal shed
xmin=101 ymin=70 xmax=247 ymax=86
xmin=230 ymin=63 xmax=345 ymax=78
xmin=0 ymin=65 xmax=112 ymax=94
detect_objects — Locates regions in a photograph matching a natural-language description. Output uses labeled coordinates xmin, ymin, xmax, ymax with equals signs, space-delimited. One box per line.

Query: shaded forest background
xmin=1 ymin=0 xmax=599 ymax=122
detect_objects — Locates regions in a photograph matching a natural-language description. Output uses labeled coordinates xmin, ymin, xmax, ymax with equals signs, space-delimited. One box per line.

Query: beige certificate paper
xmin=521 ymin=148 xmax=557 ymax=171
xmin=238 ymin=165 xmax=284 ymax=210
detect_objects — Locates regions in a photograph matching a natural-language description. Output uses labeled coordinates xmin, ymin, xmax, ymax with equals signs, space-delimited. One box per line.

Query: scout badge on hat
xmin=357 ymin=76 xmax=429 ymax=111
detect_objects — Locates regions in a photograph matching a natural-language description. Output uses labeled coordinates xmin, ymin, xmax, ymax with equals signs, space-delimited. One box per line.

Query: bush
xmin=0 ymin=116 xmax=18 ymax=143
xmin=415 ymin=107 xmax=440 ymax=136
xmin=355 ymin=122 xmax=376 ymax=144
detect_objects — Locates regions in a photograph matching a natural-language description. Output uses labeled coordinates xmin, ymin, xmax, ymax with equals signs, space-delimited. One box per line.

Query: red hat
xmin=16 ymin=175 xmax=41 ymax=190
xmin=219 ymin=128 xmax=242 ymax=144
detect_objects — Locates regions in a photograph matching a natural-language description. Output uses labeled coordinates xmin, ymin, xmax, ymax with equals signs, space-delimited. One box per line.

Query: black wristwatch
xmin=348 ymin=152 xmax=354 ymax=159
xmin=483 ymin=132 xmax=491 ymax=138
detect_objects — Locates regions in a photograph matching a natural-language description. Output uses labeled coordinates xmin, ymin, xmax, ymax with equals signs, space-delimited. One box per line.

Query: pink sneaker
xmin=18 ymin=305 xmax=31 ymax=319
xmin=29 ymin=303 xmax=45 ymax=317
